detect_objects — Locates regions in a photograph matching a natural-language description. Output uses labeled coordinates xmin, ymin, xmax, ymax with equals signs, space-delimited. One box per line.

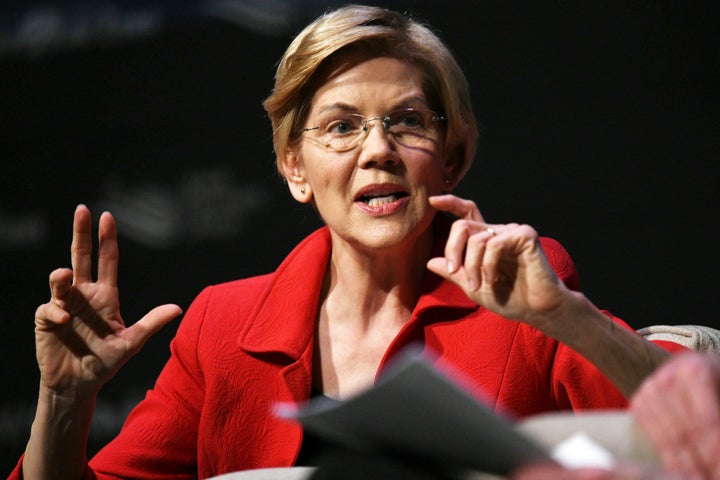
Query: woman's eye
xmin=333 ymin=121 xmax=353 ymax=134
xmin=325 ymin=118 xmax=359 ymax=135
xmin=396 ymin=112 xmax=424 ymax=129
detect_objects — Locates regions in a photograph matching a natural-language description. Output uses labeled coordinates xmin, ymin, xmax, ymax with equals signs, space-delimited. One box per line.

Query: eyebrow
xmin=316 ymin=102 xmax=357 ymax=115
xmin=315 ymin=96 xmax=429 ymax=116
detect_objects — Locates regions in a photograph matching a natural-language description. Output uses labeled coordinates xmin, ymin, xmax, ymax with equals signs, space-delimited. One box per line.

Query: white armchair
xmin=637 ymin=324 xmax=720 ymax=352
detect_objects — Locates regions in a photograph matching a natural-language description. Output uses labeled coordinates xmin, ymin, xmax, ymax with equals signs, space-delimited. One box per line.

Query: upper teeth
xmin=367 ymin=195 xmax=398 ymax=206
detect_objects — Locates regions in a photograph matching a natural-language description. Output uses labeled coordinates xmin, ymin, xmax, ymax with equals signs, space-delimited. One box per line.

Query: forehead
xmin=309 ymin=55 xmax=427 ymax=114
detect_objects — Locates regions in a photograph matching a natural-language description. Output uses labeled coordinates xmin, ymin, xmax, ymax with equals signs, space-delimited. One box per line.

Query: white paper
xmin=551 ymin=432 xmax=616 ymax=469
xmin=275 ymin=347 xmax=552 ymax=476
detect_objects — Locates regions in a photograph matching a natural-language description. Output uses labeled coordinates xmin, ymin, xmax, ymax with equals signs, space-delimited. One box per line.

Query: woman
xmin=13 ymin=5 xmax=681 ymax=479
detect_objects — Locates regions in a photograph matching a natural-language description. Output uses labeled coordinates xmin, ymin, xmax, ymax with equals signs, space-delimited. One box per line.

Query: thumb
xmin=427 ymin=257 xmax=471 ymax=290
xmin=123 ymin=304 xmax=182 ymax=352
xmin=426 ymin=257 xmax=450 ymax=279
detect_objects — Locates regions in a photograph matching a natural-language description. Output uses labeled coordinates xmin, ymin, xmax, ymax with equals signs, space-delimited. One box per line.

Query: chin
xmin=353 ymin=218 xmax=430 ymax=251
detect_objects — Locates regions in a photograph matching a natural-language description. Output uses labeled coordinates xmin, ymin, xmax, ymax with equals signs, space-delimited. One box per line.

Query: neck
xmin=322 ymin=226 xmax=433 ymax=330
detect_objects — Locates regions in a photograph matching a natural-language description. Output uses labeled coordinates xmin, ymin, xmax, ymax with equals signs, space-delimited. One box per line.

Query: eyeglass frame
xmin=298 ymin=107 xmax=447 ymax=153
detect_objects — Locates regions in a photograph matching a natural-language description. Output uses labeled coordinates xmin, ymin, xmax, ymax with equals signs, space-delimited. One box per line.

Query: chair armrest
xmin=637 ymin=324 xmax=720 ymax=352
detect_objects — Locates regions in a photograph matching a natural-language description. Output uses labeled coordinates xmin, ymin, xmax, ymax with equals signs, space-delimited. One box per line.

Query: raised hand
xmin=426 ymin=194 xmax=571 ymax=329
xmin=34 ymin=205 xmax=182 ymax=399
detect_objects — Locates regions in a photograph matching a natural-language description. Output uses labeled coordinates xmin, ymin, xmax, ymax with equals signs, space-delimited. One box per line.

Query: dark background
xmin=1 ymin=0 xmax=718 ymax=474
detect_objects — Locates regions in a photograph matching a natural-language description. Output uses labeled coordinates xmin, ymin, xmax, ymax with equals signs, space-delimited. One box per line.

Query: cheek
xmin=412 ymin=154 xmax=448 ymax=189
xmin=308 ymin=162 xmax=353 ymax=201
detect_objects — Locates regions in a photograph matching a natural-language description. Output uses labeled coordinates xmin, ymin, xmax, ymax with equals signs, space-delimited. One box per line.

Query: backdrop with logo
xmin=1 ymin=0 xmax=717 ymax=473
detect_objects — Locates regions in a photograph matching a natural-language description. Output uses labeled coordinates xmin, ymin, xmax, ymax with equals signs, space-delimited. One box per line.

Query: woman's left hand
xmin=427 ymin=194 xmax=572 ymax=329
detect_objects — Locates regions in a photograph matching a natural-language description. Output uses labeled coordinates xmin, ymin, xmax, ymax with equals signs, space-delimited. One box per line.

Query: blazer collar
xmin=237 ymin=226 xmax=331 ymax=359
xmin=237 ymin=214 xmax=477 ymax=359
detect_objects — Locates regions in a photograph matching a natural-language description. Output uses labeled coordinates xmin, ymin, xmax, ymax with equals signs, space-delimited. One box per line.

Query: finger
xmin=631 ymin=369 xmax=683 ymax=469
xmin=426 ymin=256 xmax=469 ymax=287
xmin=463 ymin=229 xmax=495 ymax=290
xmin=477 ymin=230 xmax=505 ymax=286
xmin=426 ymin=257 xmax=449 ymax=278
xmin=443 ymin=218 xmax=474 ymax=274
xmin=35 ymin=301 xmax=71 ymax=327
xmin=429 ymin=194 xmax=485 ymax=222
xmin=122 ymin=304 xmax=183 ymax=354
xmin=631 ymin=359 xmax=705 ymax=476
xmin=71 ymin=204 xmax=94 ymax=285
xmin=96 ymin=211 xmax=119 ymax=287
xmin=48 ymin=268 xmax=74 ymax=300
xmin=37 ymin=269 xmax=75 ymax=327
xmin=670 ymin=354 xmax=720 ymax=477
xmin=658 ymin=359 xmax=717 ymax=478
xmin=481 ymin=224 xmax=536 ymax=285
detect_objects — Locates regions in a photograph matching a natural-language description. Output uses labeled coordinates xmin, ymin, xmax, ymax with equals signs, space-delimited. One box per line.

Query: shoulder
xmin=188 ymin=274 xmax=277 ymax=326
xmin=200 ymin=274 xmax=275 ymax=303
xmin=178 ymin=225 xmax=331 ymax=338
xmin=173 ymin=274 xmax=276 ymax=342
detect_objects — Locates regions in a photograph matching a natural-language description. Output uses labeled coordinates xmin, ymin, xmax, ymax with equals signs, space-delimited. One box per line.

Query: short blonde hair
xmin=262 ymin=4 xmax=478 ymax=181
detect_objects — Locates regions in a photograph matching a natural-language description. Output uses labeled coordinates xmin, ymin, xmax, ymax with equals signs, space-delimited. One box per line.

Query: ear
xmin=441 ymin=152 xmax=463 ymax=191
xmin=279 ymin=148 xmax=313 ymax=203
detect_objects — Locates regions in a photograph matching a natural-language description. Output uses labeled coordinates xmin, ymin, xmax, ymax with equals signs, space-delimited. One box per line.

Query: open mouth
xmin=359 ymin=192 xmax=409 ymax=206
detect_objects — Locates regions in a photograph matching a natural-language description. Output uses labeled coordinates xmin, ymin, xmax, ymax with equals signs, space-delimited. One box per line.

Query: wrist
xmin=530 ymin=288 xmax=598 ymax=344
xmin=35 ymin=382 xmax=97 ymax=433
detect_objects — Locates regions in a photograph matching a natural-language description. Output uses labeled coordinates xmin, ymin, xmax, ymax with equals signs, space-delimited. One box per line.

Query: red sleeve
xmin=551 ymin=315 xmax=691 ymax=411
xmin=86 ymin=287 xmax=214 ymax=479
xmin=540 ymin=237 xmax=580 ymax=291
xmin=550 ymin=320 xmax=630 ymax=411
xmin=7 ymin=455 xmax=97 ymax=480
xmin=647 ymin=340 xmax=691 ymax=354
xmin=7 ymin=288 xmax=213 ymax=480
xmin=538 ymin=238 xmax=688 ymax=409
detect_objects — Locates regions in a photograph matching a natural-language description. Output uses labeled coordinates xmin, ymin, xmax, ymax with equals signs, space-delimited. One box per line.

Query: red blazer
xmin=10 ymin=217 xmax=681 ymax=479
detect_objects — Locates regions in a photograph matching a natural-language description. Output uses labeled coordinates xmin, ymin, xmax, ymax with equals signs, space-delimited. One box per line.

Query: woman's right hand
xmin=34 ymin=204 xmax=182 ymax=400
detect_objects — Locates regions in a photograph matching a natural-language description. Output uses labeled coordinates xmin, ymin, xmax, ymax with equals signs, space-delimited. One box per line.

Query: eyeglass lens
xmin=304 ymin=108 xmax=444 ymax=152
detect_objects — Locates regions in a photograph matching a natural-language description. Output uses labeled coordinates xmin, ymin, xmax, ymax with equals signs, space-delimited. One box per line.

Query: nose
xmin=357 ymin=118 xmax=398 ymax=167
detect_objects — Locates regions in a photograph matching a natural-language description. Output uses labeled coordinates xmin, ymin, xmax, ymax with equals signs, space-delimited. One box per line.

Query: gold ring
xmin=486 ymin=227 xmax=496 ymax=236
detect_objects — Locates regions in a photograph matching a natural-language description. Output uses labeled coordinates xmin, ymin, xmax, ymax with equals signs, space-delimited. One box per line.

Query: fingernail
xmin=447 ymin=261 xmax=455 ymax=273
